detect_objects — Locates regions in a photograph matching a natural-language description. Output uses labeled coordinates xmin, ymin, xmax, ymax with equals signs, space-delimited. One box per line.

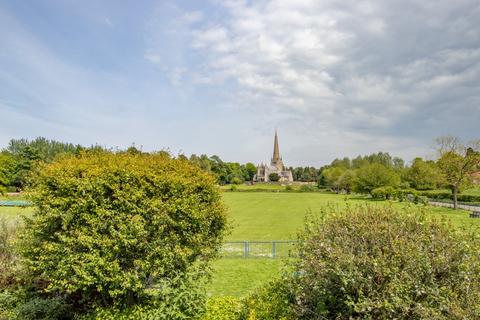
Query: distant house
xmin=254 ymin=130 xmax=293 ymax=182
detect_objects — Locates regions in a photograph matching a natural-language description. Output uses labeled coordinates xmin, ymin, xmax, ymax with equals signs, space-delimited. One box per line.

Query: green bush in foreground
xmin=19 ymin=152 xmax=227 ymax=314
xmin=239 ymin=278 xmax=295 ymax=320
xmin=202 ymin=297 xmax=241 ymax=320
xmin=294 ymin=205 xmax=480 ymax=319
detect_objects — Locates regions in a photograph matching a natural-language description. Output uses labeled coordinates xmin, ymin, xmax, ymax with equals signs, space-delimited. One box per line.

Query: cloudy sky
xmin=1 ymin=0 xmax=479 ymax=166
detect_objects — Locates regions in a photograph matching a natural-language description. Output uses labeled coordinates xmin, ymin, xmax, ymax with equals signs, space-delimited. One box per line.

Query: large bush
xmin=20 ymin=152 xmax=227 ymax=312
xmin=293 ymin=205 xmax=480 ymax=319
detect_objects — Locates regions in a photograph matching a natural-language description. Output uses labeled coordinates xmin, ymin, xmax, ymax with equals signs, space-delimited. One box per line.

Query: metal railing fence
xmin=221 ymin=240 xmax=297 ymax=259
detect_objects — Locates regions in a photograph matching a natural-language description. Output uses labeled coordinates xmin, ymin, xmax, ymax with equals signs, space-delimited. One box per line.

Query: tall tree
xmin=405 ymin=158 xmax=442 ymax=190
xmin=354 ymin=163 xmax=401 ymax=195
xmin=436 ymin=136 xmax=480 ymax=209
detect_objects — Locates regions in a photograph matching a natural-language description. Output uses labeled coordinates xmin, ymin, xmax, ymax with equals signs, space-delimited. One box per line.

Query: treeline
xmin=318 ymin=152 xmax=438 ymax=193
xmin=0 ymin=137 xmax=107 ymax=192
xmin=319 ymin=137 xmax=480 ymax=209
xmin=0 ymin=137 xmax=323 ymax=191
xmin=1 ymin=136 xmax=479 ymax=209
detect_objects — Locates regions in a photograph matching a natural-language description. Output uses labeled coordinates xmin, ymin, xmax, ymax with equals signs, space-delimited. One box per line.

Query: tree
xmin=338 ymin=170 xmax=356 ymax=194
xmin=436 ymin=136 xmax=480 ymax=209
xmin=405 ymin=157 xmax=442 ymax=190
xmin=0 ymin=152 xmax=15 ymax=193
xmin=354 ymin=163 xmax=400 ymax=195
xmin=243 ymin=163 xmax=257 ymax=181
xmin=268 ymin=173 xmax=280 ymax=182
xmin=21 ymin=152 xmax=227 ymax=312
xmin=321 ymin=167 xmax=346 ymax=193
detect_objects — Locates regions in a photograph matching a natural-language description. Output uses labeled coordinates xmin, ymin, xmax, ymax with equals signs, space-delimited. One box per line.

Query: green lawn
xmin=223 ymin=192 xmax=361 ymax=240
xmin=207 ymin=191 xmax=480 ymax=297
xmin=0 ymin=206 xmax=33 ymax=225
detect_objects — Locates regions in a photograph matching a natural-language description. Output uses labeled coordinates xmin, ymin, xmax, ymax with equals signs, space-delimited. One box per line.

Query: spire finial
xmin=272 ymin=129 xmax=280 ymax=162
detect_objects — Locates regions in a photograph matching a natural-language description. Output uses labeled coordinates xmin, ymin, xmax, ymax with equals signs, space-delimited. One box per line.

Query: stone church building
xmin=254 ymin=131 xmax=293 ymax=182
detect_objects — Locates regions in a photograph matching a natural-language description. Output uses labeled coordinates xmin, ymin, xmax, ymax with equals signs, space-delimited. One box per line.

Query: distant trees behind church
xmin=188 ymin=154 xmax=257 ymax=185
xmin=321 ymin=151 xmax=455 ymax=194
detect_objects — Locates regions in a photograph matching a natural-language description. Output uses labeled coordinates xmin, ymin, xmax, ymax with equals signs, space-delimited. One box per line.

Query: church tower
xmin=253 ymin=129 xmax=293 ymax=182
xmin=271 ymin=130 xmax=285 ymax=171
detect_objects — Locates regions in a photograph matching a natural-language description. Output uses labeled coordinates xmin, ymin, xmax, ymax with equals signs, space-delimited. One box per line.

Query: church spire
xmin=272 ymin=129 xmax=280 ymax=162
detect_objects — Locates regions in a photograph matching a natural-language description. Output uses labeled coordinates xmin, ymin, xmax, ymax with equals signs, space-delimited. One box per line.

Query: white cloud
xmin=149 ymin=0 xmax=479 ymax=164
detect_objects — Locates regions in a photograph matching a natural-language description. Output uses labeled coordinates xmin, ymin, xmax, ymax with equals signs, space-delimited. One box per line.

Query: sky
xmin=0 ymin=0 xmax=479 ymax=167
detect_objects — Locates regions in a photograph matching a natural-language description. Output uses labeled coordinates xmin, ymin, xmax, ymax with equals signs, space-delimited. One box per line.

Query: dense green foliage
xmin=0 ymin=218 xmax=18 ymax=288
xmin=268 ymin=173 xmax=280 ymax=182
xmin=19 ymin=152 xmax=227 ymax=314
xmin=189 ymin=154 xmax=257 ymax=185
xmin=3 ymin=137 xmax=86 ymax=190
xmin=0 ymin=153 xmax=15 ymax=193
xmin=292 ymin=205 xmax=480 ymax=319
xmin=436 ymin=139 xmax=480 ymax=208
xmin=353 ymin=163 xmax=401 ymax=194
xmin=202 ymin=297 xmax=241 ymax=320
xmin=239 ymin=279 xmax=295 ymax=320
xmin=404 ymin=157 xmax=443 ymax=190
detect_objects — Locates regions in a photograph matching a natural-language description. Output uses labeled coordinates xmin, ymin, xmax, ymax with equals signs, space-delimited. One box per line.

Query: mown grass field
xmin=208 ymin=190 xmax=480 ymax=297
xmin=2 ymin=190 xmax=479 ymax=297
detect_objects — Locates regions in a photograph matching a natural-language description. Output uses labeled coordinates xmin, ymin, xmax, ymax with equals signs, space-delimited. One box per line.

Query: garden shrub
xmin=239 ymin=278 xmax=296 ymax=320
xmin=14 ymin=296 xmax=71 ymax=320
xmin=294 ymin=205 xmax=480 ymax=319
xmin=418 ymin=190 xmax=480 ymax=203
xmin=0 ymin=218 xmax=19 ymax=288
xmin=0 ymin=290 xmax=18 ymax=320
xmin=299 ymin=184 xmax=316 ymax=192
xmin=370 ymin=186 xmax=395 ymax=199
xmin=393 ymin=188 xmax=417 ymax=202
xmin=202 ymin=296 xmax=241 ymax=320
xmin=83 ymin=272 xmax=207 ymax=320
xmin=20 ymin=152 xmax=227 ymax=312
xmin=285 ymin=185 xmax=293 ymax=191
xmin=231 ymin=177 xmax=243 ymax=185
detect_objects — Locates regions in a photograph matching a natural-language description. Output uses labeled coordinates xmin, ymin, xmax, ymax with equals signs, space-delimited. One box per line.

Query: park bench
xmin=469 ymin=211 xmax=480 ymax=218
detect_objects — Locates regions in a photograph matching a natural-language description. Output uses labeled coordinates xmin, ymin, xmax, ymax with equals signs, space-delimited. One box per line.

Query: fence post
xmin=272 ymin=241 xmax=276 ymax=258
xmin=244 ymin=241 xmax=248 ymax=258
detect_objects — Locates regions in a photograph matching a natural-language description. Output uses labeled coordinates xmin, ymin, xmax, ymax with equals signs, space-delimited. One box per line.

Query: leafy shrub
xmin=299 ymin=184 xmax=316 ymax=192
xmin=15 ymin=296 xmax=71 ymax=320
xmin=393 ymin=188 xmax=417 ymax=202
xmin=414 ymin=195 xmax=429 ymax=205
xmin=231 ymin=177 xmax=243 ymax=185
xmin=268 ymin=173 xmax=280 ymax=182
xmin=370 ymin=186 xmax=395 ymax=199
xmin=0 ymin=290 xmax=18 ymax=320
xmin=230 ymin=184 xmax=238 ymax=191
xmin=0 ymin=218 xmax=19 ymax=288
xmin=418 ymin=191 xmax=480 ymax=203
xmin=239 ymin=278 xmax=296 ymax=320
xmin=83 ymin=272 xmax=207 ymax=320
xmin=294 ymin=205 xmax=480 ymax=319
xmin=20 ymin=152 xmax=227 ymax=311
xmin=285 ymin=185 xmax=293 ymax=191
xmin=202 ymin=297 xmax=241 ymax=320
